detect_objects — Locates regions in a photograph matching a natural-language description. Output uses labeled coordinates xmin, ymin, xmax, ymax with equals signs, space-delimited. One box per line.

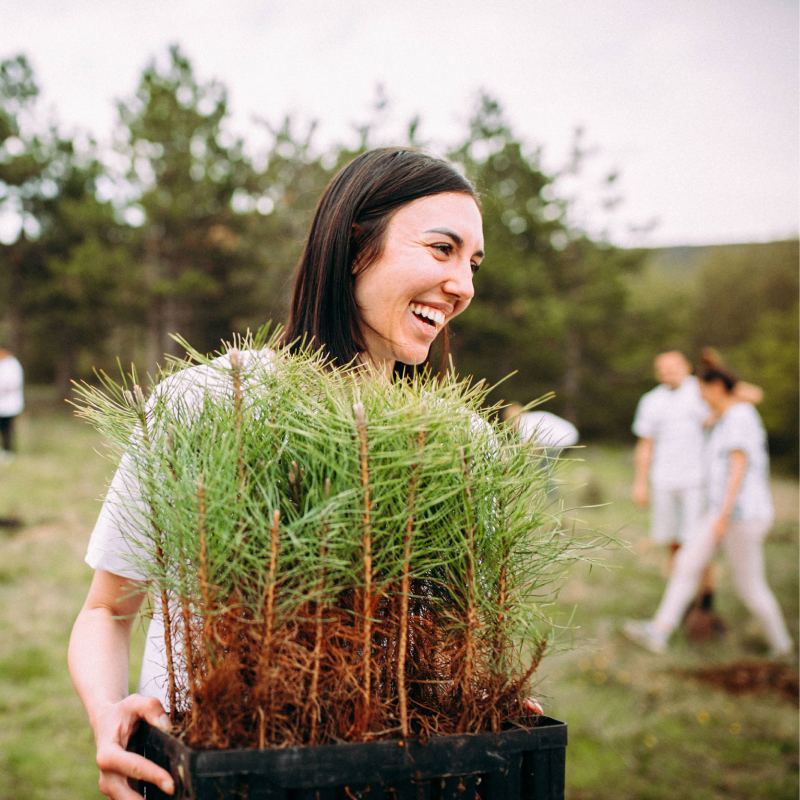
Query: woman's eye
xmin=471 ymin=262 xmax=481 ymax=275
xmin=432 ymin=243 xmax=453 ymax=256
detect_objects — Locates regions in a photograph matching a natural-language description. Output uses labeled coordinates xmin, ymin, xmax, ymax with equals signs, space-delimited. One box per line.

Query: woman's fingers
xmin=122 ymin=693 xmax=171 ymax=733
xmin=522 ymin=696 xmax=543 ymax=715
xmin=97 ymin=745 xmax=175 ymax=795
xmin=98 ymin=765 xmax=163 ymax=800
xmin=98 ymin=770 xmax=144 ymax=800
xmin=94 ymin=694 xmax=175 ymax=797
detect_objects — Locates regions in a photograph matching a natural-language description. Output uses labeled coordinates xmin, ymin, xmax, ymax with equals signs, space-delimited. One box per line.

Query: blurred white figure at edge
xmin=0 ymin=347 xmax=24 ymax=463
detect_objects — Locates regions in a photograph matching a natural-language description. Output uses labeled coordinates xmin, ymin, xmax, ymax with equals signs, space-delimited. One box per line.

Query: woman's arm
xmin=711 ymin=449 xmax=747 ymax=542
xmin=69 ymin=570 xmax=175 ymax=799
xmin=733 ymin=382 xmax=763 ymax=406
xmin=631 ymin=437 xmax=653 ymax=508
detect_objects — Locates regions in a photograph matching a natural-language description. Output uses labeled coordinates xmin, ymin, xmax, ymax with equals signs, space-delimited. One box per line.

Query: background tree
xmin=0 ymin=49 xmax=795 ymax=470
xmin=22 ymin=144 xmax=131 ymax=398
xmin=450 ymin=96 xmax=645 ymax=434
xmin=230 ymin=118 xmax=342 ymax=334
xmin=0 ymin=54 xmax=45 ymax=356
xmin=116 ymin=45 xmax=265 ymax=375
xmin=691 ymin=241 xmax=799 ymax=470
xmin=0 ymin=55 xmax=128 ymax=397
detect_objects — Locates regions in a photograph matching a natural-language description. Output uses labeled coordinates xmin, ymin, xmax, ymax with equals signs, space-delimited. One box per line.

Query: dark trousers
xmin=0 ymin=416 xmax=14 ymax=452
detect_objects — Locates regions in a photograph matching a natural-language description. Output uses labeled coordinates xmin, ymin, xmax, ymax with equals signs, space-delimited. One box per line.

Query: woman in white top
xmin=68 ymin=149 xmax=486 ymax=799
xmin=0 ymin=348 xmax=24 ymax=457
xmin=624 ymin=353 xmax=794 ymax=658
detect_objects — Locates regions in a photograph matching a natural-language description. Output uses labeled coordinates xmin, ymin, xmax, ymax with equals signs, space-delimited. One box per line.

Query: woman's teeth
xmin=410 ymin=303 xmax=445 ymax=326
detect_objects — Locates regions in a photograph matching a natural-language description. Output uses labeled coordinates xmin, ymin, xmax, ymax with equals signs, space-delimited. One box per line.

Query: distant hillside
xmin=640 ymin=239 xmax=799 ymax=279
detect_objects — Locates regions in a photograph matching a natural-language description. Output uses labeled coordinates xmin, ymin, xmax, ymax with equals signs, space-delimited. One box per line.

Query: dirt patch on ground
xmin=684 ymin=661 xmax=799 ymax=704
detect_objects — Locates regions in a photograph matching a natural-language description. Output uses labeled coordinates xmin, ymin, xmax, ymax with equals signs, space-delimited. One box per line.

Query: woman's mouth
xmin=410 ymin=302 xmax=446 ymax=330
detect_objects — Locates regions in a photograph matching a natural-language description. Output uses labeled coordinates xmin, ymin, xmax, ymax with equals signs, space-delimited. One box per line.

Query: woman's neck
xmin=357 ymin=353 xmax=395 ymax=380
xmin=713 ymin=393 xmax=740 ymax=415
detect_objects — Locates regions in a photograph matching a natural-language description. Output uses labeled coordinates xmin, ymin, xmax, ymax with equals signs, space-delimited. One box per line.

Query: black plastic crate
xmin=128 ymin=716 xmax=566 ymax=800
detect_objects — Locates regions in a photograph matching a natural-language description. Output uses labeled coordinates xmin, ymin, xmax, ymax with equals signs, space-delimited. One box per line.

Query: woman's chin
xmin=395 ymin=344 xmax=432 ymax=367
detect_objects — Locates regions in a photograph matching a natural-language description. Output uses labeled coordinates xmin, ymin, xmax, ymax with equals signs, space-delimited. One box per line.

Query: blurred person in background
xmin=623 ymin=352 xmax=793 ymax=659
xmin=502 ymin=404 xmax=579 ymax=491
xmin=631 ymin=350 xmax=761 ymax=638
xmin=0 ymin=346 xmax=24 ymax=463
xmin=502 ymin=404 xmax=580 ymax=450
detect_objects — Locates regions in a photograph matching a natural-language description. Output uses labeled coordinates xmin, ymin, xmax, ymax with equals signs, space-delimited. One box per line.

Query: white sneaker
xmin=768 ymin=645 xmax=796 ymax=662
xmin=622 ymin=619 xmax=669 ymax=654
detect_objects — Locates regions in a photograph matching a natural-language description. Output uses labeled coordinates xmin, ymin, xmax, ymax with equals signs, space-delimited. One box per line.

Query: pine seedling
xmin=73 ymin=327 xmax=580 ymax=749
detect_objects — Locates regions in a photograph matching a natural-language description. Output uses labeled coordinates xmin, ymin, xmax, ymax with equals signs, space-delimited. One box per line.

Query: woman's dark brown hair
xmin=284 ymin=147 xmax=479 ymax=370
xmin=698 ymin=348 xmax=738 ymax=392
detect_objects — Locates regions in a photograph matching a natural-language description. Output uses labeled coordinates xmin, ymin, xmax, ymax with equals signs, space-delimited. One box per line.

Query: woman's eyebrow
xmin=425 ymin=228 xmax=484 ymax=259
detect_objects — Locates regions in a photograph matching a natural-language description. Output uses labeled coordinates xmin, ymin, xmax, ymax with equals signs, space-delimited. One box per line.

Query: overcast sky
xmin=2 ymin=0 xmax=797 ymax=247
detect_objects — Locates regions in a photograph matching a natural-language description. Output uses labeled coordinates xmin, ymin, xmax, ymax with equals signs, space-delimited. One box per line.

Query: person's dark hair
xmin=698 ymin=348 xmax=738 ymax=392
xmin=284 ymin=147 xmax=479 ymax=371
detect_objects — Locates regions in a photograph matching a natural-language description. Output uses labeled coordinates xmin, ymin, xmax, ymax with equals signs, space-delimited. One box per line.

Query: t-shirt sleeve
xmin=632 ymin=392 xmax=657 ymax=438
xmin=720 ymin=406 xmax=757 ymax=455
xmin=85 ymin=450 xmax=154 ymax=580
xmin=84 ymin=372 xmax=182 ymax=581
xmin=84 ymin=349 xmax=275 ymax=580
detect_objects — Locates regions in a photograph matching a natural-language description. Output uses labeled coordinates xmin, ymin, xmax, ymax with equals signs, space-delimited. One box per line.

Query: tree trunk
xmin=144 ymin=236 xmax=166 ymax=382
xmin=55 ymin=336 xmax=76 ymax=400
xmin=7 ymin=245 xmax=24 ymax=357
xmin=562 ymin=325 xmax=581 ymax=426
xmin=145 ymin=297 xmax=163 ymax=384
xmin=161 ymin=292 xmax=187 ymax=361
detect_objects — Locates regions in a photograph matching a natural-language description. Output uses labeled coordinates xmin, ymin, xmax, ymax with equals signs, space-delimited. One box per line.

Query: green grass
xmin=538 ymin=444 xmax=799 ymax=800
xmin=0 ymin=406 xmax=796 ymax=799
xmin=0 ymin=402 xmax=147 ymax=800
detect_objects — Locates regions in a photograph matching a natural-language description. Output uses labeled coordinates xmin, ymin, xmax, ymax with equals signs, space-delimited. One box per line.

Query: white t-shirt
xmin=632 ymin=375 xmax=709 ymax=490
xmin=517 ymin=411 xmax=579 ymax=448
xmin=85 ymin=349 xmax=274 ymax=708
xmin=0 ymin=355 xmax=24 ymax=417
xmin=705 ymin=402 xmax=773 ymax=522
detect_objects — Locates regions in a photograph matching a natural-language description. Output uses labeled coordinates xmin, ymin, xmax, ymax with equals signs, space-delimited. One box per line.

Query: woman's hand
xmin=94 ymin=694 xmax=174 ymax=799
xmin=68 ymin=571 xmax=172 ymax=798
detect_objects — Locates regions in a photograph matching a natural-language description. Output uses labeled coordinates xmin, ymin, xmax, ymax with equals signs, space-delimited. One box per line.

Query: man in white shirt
xmin=632 ymin=351 xmax=708 ymax=557
xmin=0 ymin=348 xmax=24 ymax=462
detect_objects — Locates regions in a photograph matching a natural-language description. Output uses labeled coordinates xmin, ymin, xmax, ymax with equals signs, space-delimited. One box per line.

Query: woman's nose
xmin=442 ymin=258 xmax=475 ymax=301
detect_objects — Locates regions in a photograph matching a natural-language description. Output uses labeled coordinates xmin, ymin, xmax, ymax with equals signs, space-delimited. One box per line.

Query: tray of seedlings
xmin=76 ymin=329 xmax=573 ymax=800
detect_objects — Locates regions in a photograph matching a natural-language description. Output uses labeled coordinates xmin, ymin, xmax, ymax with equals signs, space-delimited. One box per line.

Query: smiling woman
xmin=68 ymin=147 xmax=490 ymax=800
xmin=285 ymin=147 xmax=483 ymax=375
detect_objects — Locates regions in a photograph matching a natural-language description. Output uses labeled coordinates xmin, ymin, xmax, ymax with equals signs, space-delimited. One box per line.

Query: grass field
xmin=0 ymin=398 xmax=797 ymax=800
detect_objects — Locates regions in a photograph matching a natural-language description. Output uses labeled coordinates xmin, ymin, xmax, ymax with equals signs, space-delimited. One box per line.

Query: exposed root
xmin=167 ymin=577 xmax=542 ymax=750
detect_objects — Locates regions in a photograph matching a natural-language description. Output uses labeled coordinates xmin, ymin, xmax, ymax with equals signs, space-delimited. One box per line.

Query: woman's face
xmin=353 ymin=192 xmax=484 ymax=372
xmin=699 ymin=379 xmax=727 ymax=409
